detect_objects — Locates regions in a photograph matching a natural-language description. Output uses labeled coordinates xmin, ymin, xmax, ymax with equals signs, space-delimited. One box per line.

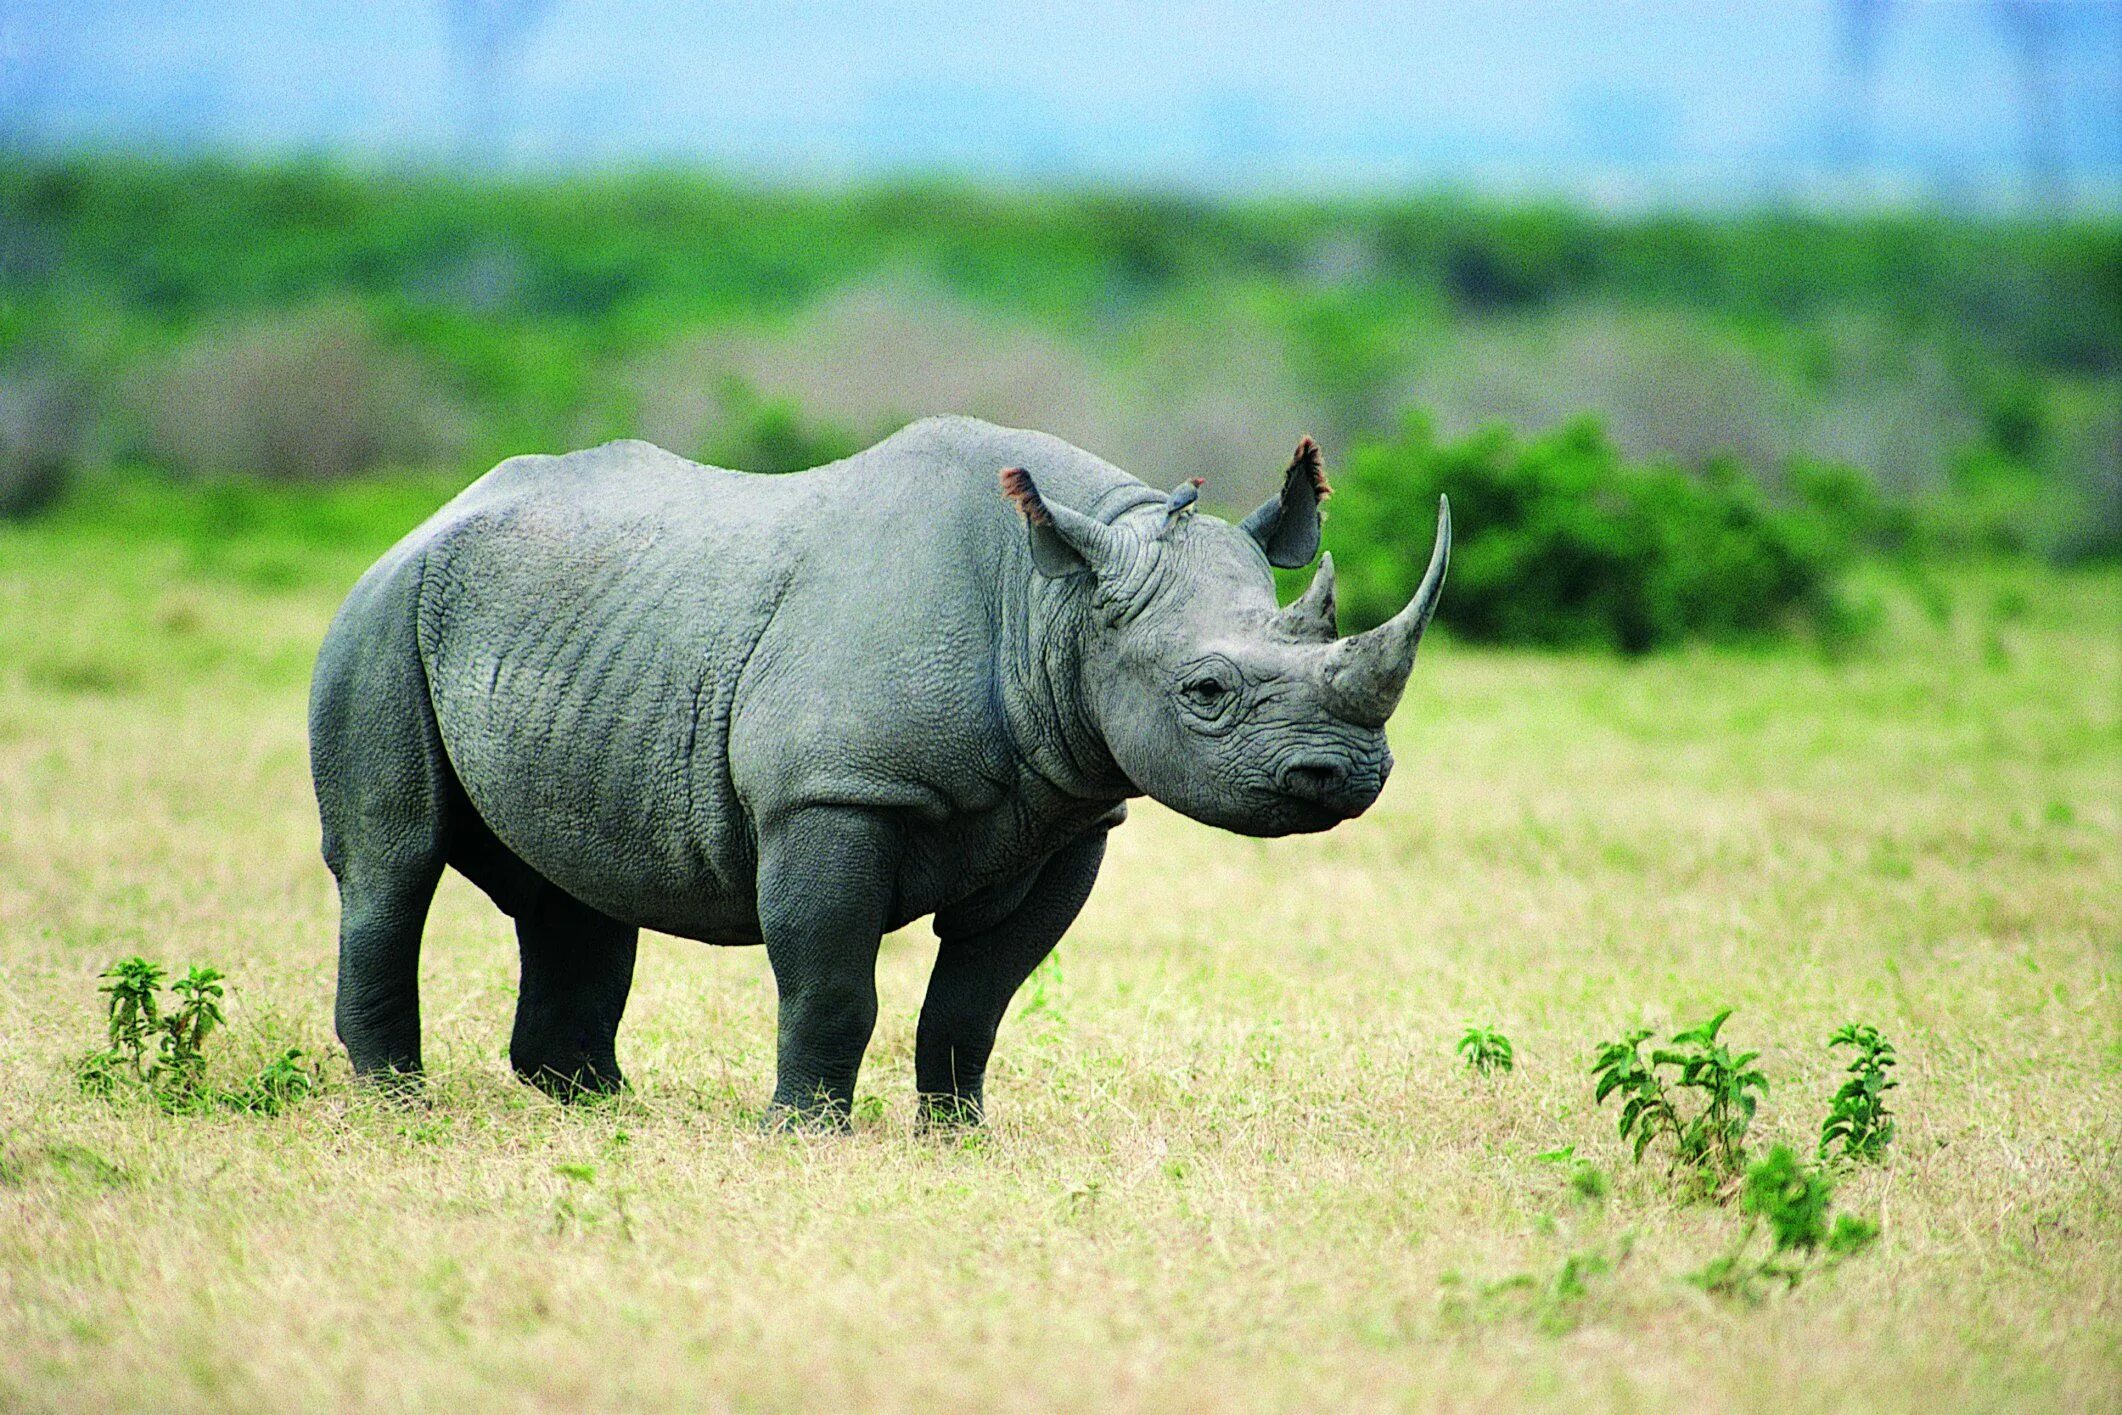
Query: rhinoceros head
xmin=1000 ymin=438 xmax=1449 ymax=837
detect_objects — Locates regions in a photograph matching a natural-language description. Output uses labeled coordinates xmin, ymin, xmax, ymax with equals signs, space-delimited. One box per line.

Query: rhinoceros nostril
xmin=1278 ymin=759 xmax=1348 ymax=803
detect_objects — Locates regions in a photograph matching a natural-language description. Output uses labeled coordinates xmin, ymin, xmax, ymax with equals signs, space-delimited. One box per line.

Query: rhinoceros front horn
xmin=1320 ymin=496 xmax=1450 ymax=728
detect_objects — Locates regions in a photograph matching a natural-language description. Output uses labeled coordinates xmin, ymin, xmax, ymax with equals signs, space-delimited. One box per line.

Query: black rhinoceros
xmin=310 ymin=417 xmax=1448 ymax=1126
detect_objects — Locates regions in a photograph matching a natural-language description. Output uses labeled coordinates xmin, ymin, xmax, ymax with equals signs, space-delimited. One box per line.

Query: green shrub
xmin=1326 ymin=414 xmax=1858 ymax=652
xmin=1689 ymin=1144 xmax=1881 ymax=1301
xmin=76 ymin=956 xmax=323 ymax=1116
xmin=78 ymin=956 xmax=226 ymax=1112
xmin=1591 ymin=1008 xmax=1767 ymax=1191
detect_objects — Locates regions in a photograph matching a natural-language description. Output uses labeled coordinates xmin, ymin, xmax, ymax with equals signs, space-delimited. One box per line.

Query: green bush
xmin=1327 ymin=414 xmax=1857 ymax=652
xmin=76 ymin=956 xmax=325 ymax=1116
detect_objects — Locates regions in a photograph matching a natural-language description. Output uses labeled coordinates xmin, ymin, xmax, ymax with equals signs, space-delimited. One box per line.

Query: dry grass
xmin=1 ymin=507 xmax=2116 ymax=1412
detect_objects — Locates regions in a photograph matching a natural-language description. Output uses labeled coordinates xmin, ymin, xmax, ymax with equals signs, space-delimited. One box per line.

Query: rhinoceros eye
xmin=1183 ymin=676 xmax=1230 ymax=708
xmin=1176 ymin=657 xmax=1244 ymax=725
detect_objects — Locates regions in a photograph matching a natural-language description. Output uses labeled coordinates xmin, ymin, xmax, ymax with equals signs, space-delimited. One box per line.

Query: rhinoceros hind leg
xmin=333 ymin=862 xmax=442 ymax=1087
xmin=509 ymin=888 xmax=638 ymax=1101
xmin=314 ymin=575 xmax=455 ymax=1090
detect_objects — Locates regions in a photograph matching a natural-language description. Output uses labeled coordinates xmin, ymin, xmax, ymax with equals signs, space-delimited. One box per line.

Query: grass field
xmin=1 ymin=484 xmax=2117 ymax=1412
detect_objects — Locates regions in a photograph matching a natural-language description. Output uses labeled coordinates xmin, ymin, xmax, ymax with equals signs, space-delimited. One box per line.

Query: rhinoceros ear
xmin=1000 ymin=466 xmax=1133 ymax=580
xmin=1240 ymin=436 xmax=1330 ymax=568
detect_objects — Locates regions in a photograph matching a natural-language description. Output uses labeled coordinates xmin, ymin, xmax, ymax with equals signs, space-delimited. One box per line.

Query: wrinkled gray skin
xmin=310 ymin=416 xmax=1448 ymax=1127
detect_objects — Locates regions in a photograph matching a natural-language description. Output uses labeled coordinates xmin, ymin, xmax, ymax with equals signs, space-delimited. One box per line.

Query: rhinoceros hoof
xmin=916 ymin=1093 xmax=986 ymax=1130
xmin=513 ymin=1055 xmax=626 ymax=1104
xmin=353 ymin=1065 xmax=427 ymax=1106
xmin=759 ymin=1099 xmax=855 ymax=1135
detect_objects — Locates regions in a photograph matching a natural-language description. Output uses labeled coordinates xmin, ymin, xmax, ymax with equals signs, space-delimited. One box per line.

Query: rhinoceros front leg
xmin=757 ymin=806 xmax=901 ymax=1131
xmin=916 ymin=827 xmax=1108 ymax=1127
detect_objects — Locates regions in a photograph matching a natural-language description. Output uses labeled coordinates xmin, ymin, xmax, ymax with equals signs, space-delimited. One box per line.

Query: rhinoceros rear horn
xmin=1319 ymin=495 xmax=1450 ymax=728
xmin=1276 ymin=552 xmax=1338 ymax=641
xmin=1000 ymin=465 xmax=1135 ymax=580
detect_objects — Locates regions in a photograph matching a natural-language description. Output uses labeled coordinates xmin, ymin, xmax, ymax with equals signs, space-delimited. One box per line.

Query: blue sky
xmin=6 ymin=1 xmax=2118 ymax=201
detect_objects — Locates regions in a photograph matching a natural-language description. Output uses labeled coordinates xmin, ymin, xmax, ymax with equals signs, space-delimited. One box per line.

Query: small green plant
xmin=78 ymin=957 xmax=322 ymax=1116
xmin=1820 ymin=1023 xmax=1898 ymax=1164
xmin=1457 ymin=1024 xmax=1515 ymax=1076
xmin=1535 ymin=1145 xmax=1609 ymax=1202
xmin=90 ymin=957 xmax=165 ymax=1082
xmin=1592 ymin=1009 xmax=1767 ymax=1189
xmin=154 ymin=966 xmax=226 ymax=1109
xmin=224 ymin=1047 xmax=321 ymax=1116
xmin=1689 ymin=1144 xmax=1880 ymax=1302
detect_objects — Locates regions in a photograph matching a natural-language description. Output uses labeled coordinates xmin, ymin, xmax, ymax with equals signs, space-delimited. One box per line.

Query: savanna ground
xmin=1 ymin=483 xmax=2116 ymax=1412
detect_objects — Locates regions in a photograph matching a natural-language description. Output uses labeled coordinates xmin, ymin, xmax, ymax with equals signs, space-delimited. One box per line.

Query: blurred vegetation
xmin=1332 ymin=416 xmax=1864 ymax=652
xmin=2 ymin=153 xmax=2115 ymax=647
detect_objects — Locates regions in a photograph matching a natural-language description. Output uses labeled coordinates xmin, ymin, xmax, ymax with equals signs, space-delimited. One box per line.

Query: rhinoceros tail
xmin=999 ymin=466 xmax=1051 ymax=525
xmin=1288 ymin=436 xmax=1332 ymax=501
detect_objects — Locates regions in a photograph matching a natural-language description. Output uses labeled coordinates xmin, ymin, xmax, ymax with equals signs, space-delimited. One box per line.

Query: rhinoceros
xmin=310 ymin=417 xmax=1448 ymax=1126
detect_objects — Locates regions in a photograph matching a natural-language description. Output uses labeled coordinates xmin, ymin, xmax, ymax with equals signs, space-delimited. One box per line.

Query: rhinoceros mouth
xmin=1231 ymin=795 xmax=1365 ymax=838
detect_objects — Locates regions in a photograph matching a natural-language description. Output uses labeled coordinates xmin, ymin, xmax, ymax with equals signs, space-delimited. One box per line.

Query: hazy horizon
xmin=4 ymin=1 xmax=2119 ymax=207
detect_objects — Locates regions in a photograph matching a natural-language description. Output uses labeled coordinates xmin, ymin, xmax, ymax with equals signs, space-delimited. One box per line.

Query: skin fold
xmin=309 ymin=416 xmax=1448 ymax=1127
